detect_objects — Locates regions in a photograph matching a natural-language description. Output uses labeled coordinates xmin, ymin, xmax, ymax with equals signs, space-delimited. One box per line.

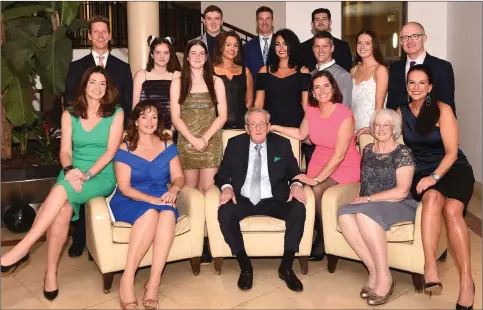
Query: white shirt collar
xmin=406 ymin=50 xmax=426 ymax=66
xmin=317 ymin=59 xmax=336 ymax=71
xmin=249 ymin=139 xmax=267 ymax=150
xmin=92 ymin=50 xmax=109 ymax=66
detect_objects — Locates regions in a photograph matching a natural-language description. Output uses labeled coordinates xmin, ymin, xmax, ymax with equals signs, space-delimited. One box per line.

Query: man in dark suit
xmin=215 ymin=108 xmax=307 ymax=292
xmin=243 ymin=6 xmax=274 ymax=88
xmin=65 ymin=15 xmax=133 ymax=125
xmin=387 ymin=22 xmax=455 ymax=113
xmin=64 ymin=15 xmax=133 ymax=258
xmin=300 ymin=8 xmax=353 ymax=72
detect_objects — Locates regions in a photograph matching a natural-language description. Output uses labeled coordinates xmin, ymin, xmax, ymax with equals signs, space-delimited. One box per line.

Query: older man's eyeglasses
xmin=246 ymin=122 xmax=268 ymax=129
xmin=400 ymin=33 xmax=424 ymax=42
xmin=373 ymin=124 xmax=393 ymax=130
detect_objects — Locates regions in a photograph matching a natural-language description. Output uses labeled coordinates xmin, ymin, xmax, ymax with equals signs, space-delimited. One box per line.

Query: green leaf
xmin=31 ymin=35 xmax=50 ymax=49
xmin=2 ymin=4 xmax=49 ymax=22
xmin=59 ymin=2 xmax=80 ymax=26
xmin=2 ymin=30 xmax=36 ymax=86
xmin=36 ymin=26 xmax=72 ymax=95
xmin=6 ymin=17 xmax=53 ymax=37
xmin=69 ymin=18 xmax=88 ymax=31
xmin=1 ymin=52 xmax=14 ymax=93
xmin=3 ymin=78 xmax=37 ymax=126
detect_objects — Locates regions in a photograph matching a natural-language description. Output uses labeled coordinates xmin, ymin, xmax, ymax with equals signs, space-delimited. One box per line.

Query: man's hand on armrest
xmin=219 ymin=185 xmax=237 ymax=207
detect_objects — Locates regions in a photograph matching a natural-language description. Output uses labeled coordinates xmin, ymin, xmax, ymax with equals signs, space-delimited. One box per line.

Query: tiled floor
xmin=1 ymin=231 xmax=482 ymax=309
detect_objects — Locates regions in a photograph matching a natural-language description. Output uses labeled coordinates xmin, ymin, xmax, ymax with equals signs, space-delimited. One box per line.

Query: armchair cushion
xmin=112 ymin=214 xmax=189 ymax=244
xmin=240 ymin=216 xmax=286 ymax=232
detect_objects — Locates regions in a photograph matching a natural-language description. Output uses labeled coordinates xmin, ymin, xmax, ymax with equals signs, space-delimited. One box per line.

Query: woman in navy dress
xmin=399 ymin=65 xmax=475 ymax=309
xmin=110 ymin=100 xmax=185 ymax=309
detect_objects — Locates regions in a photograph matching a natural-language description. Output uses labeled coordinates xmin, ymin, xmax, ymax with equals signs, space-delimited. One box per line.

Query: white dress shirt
xmin=92 ymin=50 xmax=109 ymax=67
xmin=405 ymin=51 xmax=426 ymax=78
xmin=316 ymin=59 xmax=336 ymax=72
xmin=259 ymin=33 xmax=273 ymax=54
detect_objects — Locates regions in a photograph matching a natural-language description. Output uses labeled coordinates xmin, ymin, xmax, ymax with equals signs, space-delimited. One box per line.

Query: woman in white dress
xmin=351 ymin=30 xmax=388 ymax=141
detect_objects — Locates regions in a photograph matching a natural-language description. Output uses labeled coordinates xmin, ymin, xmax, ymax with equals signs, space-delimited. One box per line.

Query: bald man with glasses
xmin=387 ymin=22 xmax=455 ymax=113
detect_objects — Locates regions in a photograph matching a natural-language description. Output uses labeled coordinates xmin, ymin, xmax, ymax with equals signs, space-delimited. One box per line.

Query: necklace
xmin=139 ymin=140 xmax=154 ymax=148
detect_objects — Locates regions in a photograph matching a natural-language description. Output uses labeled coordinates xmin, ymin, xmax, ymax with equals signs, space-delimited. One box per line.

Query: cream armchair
xmin=205 ymin=129 xmax=315 ymax=275
xmin=85 ymin=186 xmax=205 ymax=293
xmin=322 ymin=133 xmax=448 ymax=292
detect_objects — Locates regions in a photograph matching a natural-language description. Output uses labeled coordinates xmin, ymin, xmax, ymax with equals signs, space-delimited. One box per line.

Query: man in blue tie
xmin=215 ymin=108 xmax=307 ymax=292
xmin=243 ymin=6 xmax=274 ymax=92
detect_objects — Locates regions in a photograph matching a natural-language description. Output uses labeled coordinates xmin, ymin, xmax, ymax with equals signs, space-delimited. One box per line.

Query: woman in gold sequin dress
xmin=170 ymin=40 xmax=227 ymax=194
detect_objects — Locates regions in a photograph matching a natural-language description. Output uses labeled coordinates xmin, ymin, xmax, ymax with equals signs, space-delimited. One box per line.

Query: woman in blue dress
xmin=109 ymin=100 xmax=185 ymax=310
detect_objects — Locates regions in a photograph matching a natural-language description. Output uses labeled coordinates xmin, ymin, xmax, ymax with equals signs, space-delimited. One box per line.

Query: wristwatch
xmin=85 ymin=171 xmax=93 ymax=181
xmin=313 ymin=177 xmax=320 ymax=184
xmin=430 ymin=172 xmax=441 ymax=182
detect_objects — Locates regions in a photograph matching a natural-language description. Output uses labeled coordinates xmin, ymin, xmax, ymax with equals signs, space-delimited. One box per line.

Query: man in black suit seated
xmin=387 ymin=22 xmax=455 ymax=113
xmin=300 ymin=8 xmax=352 ymax=72
xmin=215 ymin=108 xmax=307 ymax=292
xmin=64 ymin=15 xmax=133 ymax=258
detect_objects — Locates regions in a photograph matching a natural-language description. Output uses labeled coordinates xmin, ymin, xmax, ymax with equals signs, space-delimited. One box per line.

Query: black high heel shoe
xmin=1 ymin=253 xmax=29 ymax=273
xmin=44 ymin=275 xmax=59 ymax=301
xmin=456 ymin=282 xmax=475 ymax=310
xmin=424 ymin=282 xmax=443 ymax=296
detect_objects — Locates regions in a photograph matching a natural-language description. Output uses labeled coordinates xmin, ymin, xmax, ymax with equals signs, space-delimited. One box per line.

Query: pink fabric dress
xmin=306 ymin=103 xmax=361 ymax=184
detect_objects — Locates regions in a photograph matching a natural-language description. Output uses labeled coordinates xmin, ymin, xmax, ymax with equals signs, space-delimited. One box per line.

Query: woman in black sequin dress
xmin=133 ymin=36 xmax=181 ymax=132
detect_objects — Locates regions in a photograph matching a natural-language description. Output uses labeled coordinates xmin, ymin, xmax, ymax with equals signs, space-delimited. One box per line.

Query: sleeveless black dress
xmin=140 ymin=71 xmax=173 ymax=130
xmin=256 ymin=68 xmax=311 ymax=127
xmin=215 ymin=68 xmax=248 ymax=129
xmin=400 ymin=105 xmax=475 ymax=214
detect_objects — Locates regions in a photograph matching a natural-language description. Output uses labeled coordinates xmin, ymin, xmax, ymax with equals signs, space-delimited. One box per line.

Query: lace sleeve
xmin=394 ymin=145 xmax=415 ymax=169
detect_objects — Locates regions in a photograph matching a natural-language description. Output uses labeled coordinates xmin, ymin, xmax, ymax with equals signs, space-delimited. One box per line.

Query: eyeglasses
xmin=400 ymin=33 xmax=425 ymax=42
xmin=373 ymin=124 xmax=393 ymax=130
xmin=246 ymin=122 xmax=268 ymax=129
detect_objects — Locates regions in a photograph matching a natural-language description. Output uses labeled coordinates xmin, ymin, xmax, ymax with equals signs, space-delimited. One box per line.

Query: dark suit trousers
xmin=218 ymin=197 xmax=306 ymax=255
xmin=72 ymin=204 xmax=86 ymax=248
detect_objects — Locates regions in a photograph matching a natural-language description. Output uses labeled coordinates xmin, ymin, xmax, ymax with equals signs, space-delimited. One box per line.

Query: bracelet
xmin=172 ymin=185 xmax=181 ymax=195
xmin=85 ymin=171 xmax=93 ymax=181
xmin=63 ymin=165 xmax=74 ymax=174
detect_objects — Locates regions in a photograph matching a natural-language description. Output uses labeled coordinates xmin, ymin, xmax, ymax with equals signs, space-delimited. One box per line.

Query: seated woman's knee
xmin=422 ymin=190 xmax=445 ymax=207
xmin=443 ymin=202 xmax=464 ymax=221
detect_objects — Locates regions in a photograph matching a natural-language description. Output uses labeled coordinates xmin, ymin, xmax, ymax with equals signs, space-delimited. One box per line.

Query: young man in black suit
xmin=300 ymin=8 xmax=353 ymax=72
xmin=64 ymin=15 xmax=133 ymax=258
xmin=387 ymin=22 xmax=455 ymax=113
xmin=215 ymin=108 xmax=307 ymax=292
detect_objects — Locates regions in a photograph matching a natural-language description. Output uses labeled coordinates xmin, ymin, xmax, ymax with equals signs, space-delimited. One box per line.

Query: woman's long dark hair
xmin=178 ymin=40 xmax=218 ymax=105
xmin=354 ymin=30 xmax=385 ymax=65
xmin=145 ymin=36 xmax=181 ymax=73
xmin=124 ymin=100 xmax=170 ymax=151
xmin=268 ymin=28 xmax=301 ymax=73
xmin=308 ymin=70 xmax=343 ymax=106
xmin=212 ymin=31 xmax=243 ymax=66
xmin=70 ymin=66 xmax=118 ymax=119
xmin=407 ymin=64 xmax=440 ymax=136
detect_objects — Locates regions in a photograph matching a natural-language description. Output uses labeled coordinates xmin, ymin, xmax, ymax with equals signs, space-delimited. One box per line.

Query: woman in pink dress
xmin=271 ymin=70 xmax=361 ymax=261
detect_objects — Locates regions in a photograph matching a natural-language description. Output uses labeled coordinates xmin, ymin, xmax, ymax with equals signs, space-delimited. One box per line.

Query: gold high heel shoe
xmin=360 ymin=285 xmax=373 ymax=299
xmin=367 ymin=280 xmax=396 ymax=306
xmin=142 ymin=281 xmax=159 ymax=310
xmin=119 ymin=283 xmax=138 ymax=310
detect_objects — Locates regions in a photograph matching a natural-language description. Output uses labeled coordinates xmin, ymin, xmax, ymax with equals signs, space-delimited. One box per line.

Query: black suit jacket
xmin=214 ymin=133 xmax=301 ymax=202
xmin=387 ymin=53 xmax=455 ymax=113
xmin=64 ymin=53 xmax=133 ymax=125
xmin=300 ymin=36 xmax=353 ymax=72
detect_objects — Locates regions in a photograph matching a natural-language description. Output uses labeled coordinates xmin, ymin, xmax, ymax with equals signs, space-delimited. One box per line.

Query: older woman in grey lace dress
xmin=337 ymin=109 xmax=417 ymax=306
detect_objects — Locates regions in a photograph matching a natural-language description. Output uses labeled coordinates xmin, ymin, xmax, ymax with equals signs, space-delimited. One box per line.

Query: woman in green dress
xmin=1 ymin=66 xmax=124 ymax=301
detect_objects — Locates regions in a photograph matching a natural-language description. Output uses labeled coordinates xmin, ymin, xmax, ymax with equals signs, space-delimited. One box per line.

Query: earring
xmin=425 ymin=93 xmax=432 ymax=107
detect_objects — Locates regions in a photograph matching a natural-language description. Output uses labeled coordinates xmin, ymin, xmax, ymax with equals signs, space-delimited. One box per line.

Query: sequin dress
xmin=177 ymin=92 xmax=222 ymax=170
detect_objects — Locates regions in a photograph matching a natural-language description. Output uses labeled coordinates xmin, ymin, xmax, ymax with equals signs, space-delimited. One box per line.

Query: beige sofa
xmin=205 ymin=129 xmax=315 ymax=275
xmin=85 ymin=186 xmax=205 ymax=293
xmin=322 ymin=133 xmax=448 ymax=292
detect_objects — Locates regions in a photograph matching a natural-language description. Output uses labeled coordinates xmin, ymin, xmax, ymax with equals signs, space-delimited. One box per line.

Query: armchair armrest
xmin=204 ymin=185 xmax=225 ymax=256
xmin=299 ymin=185 xmax=315 ymax=255
xmin=85 ymin=196 xmax=114 ymax=273
xmin=176 ymin=186 xmax=205 ymax=256
xmin=321 ymin=183 xmax=360 ymax=254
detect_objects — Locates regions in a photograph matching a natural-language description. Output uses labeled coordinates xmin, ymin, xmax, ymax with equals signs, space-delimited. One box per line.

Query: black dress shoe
xmin=68 ymin=244 xmax=84 ymax=258
xmin=237 ymin=269 xmax=253 ymax=290
xmin=1 ymin=253 xmax=29 ymax=273
xmin=44 ymin=289 xmax=58 ymax=301
xmin=308 ymin=252 xmax=325 ymax=262
xmin=278 ymin=267 xmax=303 ymax=292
